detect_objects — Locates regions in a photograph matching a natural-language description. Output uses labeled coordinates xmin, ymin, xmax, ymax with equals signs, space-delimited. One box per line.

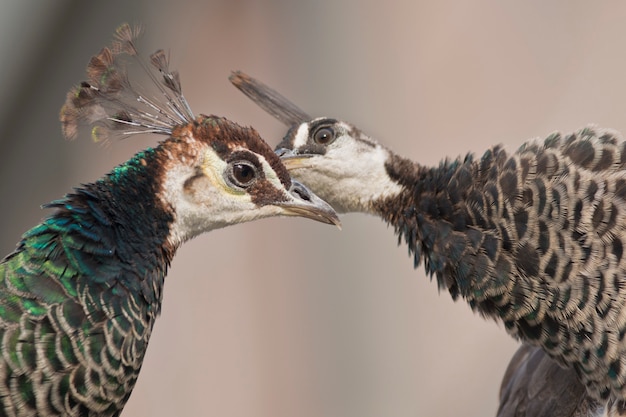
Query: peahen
xmin=230 ymin=70 xmax=626 ymax=416
xmin=0 ymin=26 xmax=340 ymax=417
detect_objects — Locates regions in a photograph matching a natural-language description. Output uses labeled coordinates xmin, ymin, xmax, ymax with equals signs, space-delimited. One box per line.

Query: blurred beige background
xmin=2 ymin=1 xmax=626 ymax=416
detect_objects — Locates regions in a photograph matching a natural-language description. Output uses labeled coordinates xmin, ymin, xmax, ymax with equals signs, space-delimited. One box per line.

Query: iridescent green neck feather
xmin=0 ymin=147 xmax=175 ymax=416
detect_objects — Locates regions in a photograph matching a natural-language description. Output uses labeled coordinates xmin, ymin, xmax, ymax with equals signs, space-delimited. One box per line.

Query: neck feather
xmin=373 ymin=149 xmax=533 ymax=327
xmin=18 ymin=147 xmax=176 ymax=311
xmin=371 ymin=142 xmax=626 ymax=401
xmin=373 ymin=152 xmax=478 ymax=278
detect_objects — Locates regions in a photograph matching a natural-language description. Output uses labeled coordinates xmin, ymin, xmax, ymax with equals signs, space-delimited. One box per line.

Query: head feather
xmin=60 ymin=23 xmax=194 ymax=143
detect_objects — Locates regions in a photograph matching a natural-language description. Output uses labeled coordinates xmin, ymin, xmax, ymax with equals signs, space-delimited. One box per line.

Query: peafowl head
xmin=59 ymin=25 xmax=340 ymax=247
xmin=229 ymin=71 xmax=403 ymax=214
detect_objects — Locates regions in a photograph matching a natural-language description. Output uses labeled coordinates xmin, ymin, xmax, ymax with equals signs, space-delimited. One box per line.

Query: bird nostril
xmin=291 ymin=181 xmax=312 ymax=202
xmin=275 ymin=148 xmax=288 ymax=157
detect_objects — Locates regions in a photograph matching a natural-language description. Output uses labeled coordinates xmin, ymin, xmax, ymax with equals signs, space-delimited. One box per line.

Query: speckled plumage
xmin=285 ymin=124 xmax=626 ymax=403
xmin=374 ymin=128 xmax=626 ymax=403
xmin=0 ymin=147 xmax=174 ymax=416
xmin=0 ymin=28 xmax=340 ymax=417
xmin=229 ymin=71 xmax=626 ymax=413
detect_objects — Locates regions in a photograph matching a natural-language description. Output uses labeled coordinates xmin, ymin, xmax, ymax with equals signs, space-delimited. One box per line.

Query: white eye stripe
xmin=292 ymin=123 xmax=310 ymax=148
xmin=256 ymin=154 xmax=282 ymax=187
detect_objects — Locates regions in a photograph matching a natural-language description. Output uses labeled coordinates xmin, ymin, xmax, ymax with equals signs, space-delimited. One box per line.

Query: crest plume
xmin=60 ymin=23 xmax=194 ymax=143
xmin=229 ymin=70 xmax=312 ymax=126
xmin=0 ymin=23 xmax=341 ymax=417
xmin=232 ymin=72 xmax=626 ymax=413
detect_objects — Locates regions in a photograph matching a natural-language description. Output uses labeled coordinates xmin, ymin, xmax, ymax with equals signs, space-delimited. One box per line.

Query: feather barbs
xmin=60 ymin=23 xmax=194 ymax=144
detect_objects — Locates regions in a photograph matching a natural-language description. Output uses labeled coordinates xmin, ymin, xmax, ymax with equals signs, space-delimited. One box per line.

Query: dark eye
xmin=229 ymin=161 xmax=258 ymax=187
xmin=313 ymin=126 xmax=335 ymax=145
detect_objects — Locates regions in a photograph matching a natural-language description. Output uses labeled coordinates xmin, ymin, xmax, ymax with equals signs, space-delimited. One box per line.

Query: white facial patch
xmin=202 ymin=146 xmax=245 ymax=196
xmin=160 ymin=146 xmax=256 ymax=246
xmin=290 ymin=136 xmax=403 ymax=214
xmin=292 ymin=123 xmax=311 ymax=149
xmin=160 ymin=144 xmax=296 ymax=246
xmin=255 ymin=152 xmax=283 ymax=190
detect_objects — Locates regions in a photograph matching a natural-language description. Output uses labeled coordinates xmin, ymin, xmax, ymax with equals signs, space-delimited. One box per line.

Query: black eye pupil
xmin=313 ymin=127 xmax=334 ymax=144
xmin=232 ymin=163 xmax=256 ymax=185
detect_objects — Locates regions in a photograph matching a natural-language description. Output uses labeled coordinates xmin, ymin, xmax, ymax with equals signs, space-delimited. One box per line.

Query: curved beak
xmin=277 ymin=180 xmax=341 ymax=229
xmin=275 ymin=148 xmax=314 ymax=170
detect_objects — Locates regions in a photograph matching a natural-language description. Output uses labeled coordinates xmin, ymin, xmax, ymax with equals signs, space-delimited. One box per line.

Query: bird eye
xmin=228 ymin=161 xmax=258 ymax=187
xmin=312 ymin=126 xmax=335 ymax=145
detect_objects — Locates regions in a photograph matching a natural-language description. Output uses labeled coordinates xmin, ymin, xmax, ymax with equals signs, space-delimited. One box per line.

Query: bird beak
xmin=277 ymin=180 xmax=341 ymax=229
xmin=275 ymin=148 xmax=314 ymax=170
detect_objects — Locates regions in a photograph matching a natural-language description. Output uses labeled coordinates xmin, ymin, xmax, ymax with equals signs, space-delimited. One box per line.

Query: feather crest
xmin=60 ymin=23 xmax=194 ymax=143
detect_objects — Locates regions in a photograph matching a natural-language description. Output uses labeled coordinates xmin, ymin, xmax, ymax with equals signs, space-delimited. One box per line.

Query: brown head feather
xmin=173 ymin=115 xmax=293 ymax=189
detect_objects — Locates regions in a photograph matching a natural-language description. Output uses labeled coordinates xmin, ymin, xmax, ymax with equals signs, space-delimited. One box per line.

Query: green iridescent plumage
xmin=0 ymin=147 xmax=173 ymax=416
xmin=0 ymin=25 xmax=340 ymax=417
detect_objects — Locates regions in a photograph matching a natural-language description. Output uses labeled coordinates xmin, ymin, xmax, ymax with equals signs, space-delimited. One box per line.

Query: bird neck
xmin=373 ymin=150 xmax=514 ymax=314
xmin=374 ymin=147 xmax=567 ymax=339
xmin=373 ymin=151 xmax=475 ymax=273
xmin=28 ymin=147 xmax=176 ymax=311
xmin=363 ymin=133 xmax=626 ymax=403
